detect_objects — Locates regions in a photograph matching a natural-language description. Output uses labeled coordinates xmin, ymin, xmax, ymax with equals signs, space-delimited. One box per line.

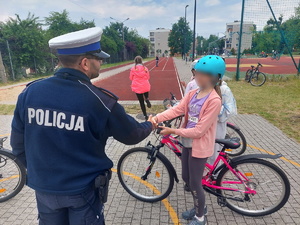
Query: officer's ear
xmin=79 ymin=57 xmax=90 ymax=72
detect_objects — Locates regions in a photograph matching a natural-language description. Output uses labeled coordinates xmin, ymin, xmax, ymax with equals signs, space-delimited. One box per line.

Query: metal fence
xmin=234 ymin=0 xmax=300 ymax=80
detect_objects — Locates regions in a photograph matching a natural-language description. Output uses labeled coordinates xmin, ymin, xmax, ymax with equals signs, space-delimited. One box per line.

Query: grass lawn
xmin=0 ymin=104 xmax=15 ymax=115
xmin=123 ymin=104 xmax=165 ymax=115
xmin=227 ymin=77 xmax=300 ymax=142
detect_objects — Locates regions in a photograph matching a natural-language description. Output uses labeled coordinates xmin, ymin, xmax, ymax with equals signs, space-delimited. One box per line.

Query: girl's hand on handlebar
xmin=158 ymin=126 xmax=175 ymax=135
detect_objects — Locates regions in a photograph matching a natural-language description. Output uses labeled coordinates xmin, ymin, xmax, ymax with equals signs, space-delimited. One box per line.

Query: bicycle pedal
xmin=217 ymin=196 xmax=227 ymax=207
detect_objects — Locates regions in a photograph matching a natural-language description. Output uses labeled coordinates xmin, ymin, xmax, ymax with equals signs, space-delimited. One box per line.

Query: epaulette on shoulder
xmin=26 ymin=78 xmax=45 ymax=87
xmin=97 ymin=87 xmax=119 ymax=101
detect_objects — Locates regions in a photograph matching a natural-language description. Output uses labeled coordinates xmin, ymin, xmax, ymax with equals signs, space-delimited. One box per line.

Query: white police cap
xmin=49 ymin=27 xmax=110 ymax=59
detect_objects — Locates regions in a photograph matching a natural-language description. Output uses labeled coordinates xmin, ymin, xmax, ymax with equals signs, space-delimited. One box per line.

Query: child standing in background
xmin=207 ymin=80 xmax=237 ymax=164
xmin=153 ymin=55 xmax=226 ymax=225
xmin=130 ymin=56 xmax=151 ymax=120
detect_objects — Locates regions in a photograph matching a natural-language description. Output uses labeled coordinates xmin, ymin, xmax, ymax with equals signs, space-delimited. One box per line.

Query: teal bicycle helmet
xmin=194 ymin=55 xmax=226 ymax=79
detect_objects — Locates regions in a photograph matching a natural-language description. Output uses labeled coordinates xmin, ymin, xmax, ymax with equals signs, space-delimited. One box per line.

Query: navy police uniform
xmin=11 ymin=28 xmax=152 ymax=225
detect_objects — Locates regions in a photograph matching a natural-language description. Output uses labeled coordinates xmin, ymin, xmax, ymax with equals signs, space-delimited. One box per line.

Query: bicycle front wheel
xmin=0 ymin=149 xmax=26 ymax=202
xmin=225 ymin=123 xmax=247 ymax=156
xmin=216 ymin=158 xmax=290 ymax=217
xmin=245 ymin=69 xmax=251 ymax=81
xmin=250 ymin=72 xmax=266 ymax=86
xmin=117 ymin=147 xmax=174 ymax=202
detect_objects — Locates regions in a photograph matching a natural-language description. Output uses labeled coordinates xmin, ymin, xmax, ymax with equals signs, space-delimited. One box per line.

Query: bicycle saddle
xmin=251 ymin=65 xmax=254 ymax=68
xmin=215 ymin=138 xmax=241 ymax=149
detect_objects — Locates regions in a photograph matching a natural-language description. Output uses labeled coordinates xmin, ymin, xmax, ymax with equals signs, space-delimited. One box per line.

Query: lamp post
xmin=192 ymin=0 xmax=197 ymax=61
xmin=184 ymin=5 xmax=189 ymax=60
xmin=110 ymin=17 xmax=130 ymax=61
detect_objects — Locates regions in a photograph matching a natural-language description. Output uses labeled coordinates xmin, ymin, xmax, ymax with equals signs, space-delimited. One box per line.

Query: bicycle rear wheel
xmin=117 ymin=147 xmax=174 ymax=202
xmin=216 ymin=158 xmax=290 ymax=217
xmin=225 ymin=123 xmax=247 ymax=156
xmin=250 ymin=72 xmax=266 ymax=86
xmin=0 ymin=149 xmax=26 ymax=202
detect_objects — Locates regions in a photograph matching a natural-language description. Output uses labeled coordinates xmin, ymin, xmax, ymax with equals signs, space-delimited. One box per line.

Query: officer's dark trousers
xmin=35 ymin=186 xmax=104 ymax=225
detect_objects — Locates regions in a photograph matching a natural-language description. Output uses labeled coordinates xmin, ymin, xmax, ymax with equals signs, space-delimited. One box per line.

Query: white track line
xmin=162 ymin=57 xmax=170 ymax=71
xmin=149 ymin=57 xmax=167 ymax=71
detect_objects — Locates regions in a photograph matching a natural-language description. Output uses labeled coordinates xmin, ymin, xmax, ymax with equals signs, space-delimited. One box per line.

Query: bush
xmin=231 ymin=48 xmax=236 ymax=55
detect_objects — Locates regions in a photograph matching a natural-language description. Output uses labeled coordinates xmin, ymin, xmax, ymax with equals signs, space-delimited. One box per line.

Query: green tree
xmin=0 ymin=13 xmax=50 ymax=78
xmin=45 ymin=10 xmax=95 ymax=39
xmin=168 ymin=17 xmax=193 ymax=56
xmin=103 ymin=22 xmax=126 ymax=57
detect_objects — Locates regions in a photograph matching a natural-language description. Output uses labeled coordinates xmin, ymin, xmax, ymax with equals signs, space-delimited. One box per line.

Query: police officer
xmin=11 ymin=27 xmax=154 ymax=225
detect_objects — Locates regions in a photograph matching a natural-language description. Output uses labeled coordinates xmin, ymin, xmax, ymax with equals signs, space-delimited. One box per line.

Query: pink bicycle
xmin=117 ymin=117 xmax=290 ymax=217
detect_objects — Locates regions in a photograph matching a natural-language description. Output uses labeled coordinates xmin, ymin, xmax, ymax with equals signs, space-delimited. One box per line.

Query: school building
xmin=149 ymin=28 xmax=171 ymax=57
xmin=225 ymin=21 xmax=254 ymax=52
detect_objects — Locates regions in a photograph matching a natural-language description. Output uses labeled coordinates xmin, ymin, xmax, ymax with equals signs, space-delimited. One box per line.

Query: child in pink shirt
xmin=153 ymin=55 xmax=225 ymax=225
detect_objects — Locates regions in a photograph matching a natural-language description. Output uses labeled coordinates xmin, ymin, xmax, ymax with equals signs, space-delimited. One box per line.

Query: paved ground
xmin=1 ymin=58 xmax=300 ymax=225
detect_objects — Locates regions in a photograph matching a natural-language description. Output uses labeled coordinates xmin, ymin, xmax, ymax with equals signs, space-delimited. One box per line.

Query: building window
xmin=158 ymin=43 xmax=160 ymax=46
xmin=150 ymin=38 xmax=155 ymax=42
xmin=150 ymin=32 xmax=154 ymax=36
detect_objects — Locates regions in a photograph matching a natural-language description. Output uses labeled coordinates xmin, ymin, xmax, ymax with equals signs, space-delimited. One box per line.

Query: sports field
xmin=226 ymin=56 xmax=300 ymax=74
xmin=93 ymin=57 xmax=183 ymax=101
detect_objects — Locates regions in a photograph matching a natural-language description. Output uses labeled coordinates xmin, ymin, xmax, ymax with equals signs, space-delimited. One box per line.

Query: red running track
xmin=93 ymin=57 xmax=183 ymax=101
xmin=225 ymin=56 xmax=299 ymax=74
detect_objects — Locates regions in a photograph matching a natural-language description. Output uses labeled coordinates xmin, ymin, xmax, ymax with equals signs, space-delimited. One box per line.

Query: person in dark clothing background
xmin=156 ymin=56 xmax=159 ymax=67
xmin=11 ymin=27 xmax=155 ymax=225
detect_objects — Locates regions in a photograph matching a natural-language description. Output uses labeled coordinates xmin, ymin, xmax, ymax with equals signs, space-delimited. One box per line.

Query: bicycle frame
xmin=152 ymin=134 xmax=256 ymax=195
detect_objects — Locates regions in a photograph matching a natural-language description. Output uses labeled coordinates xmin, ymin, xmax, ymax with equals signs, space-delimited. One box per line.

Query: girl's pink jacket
xmin=156 ymin=89 xmax=221 ymax=158
xmin=129 ymin=65 xmax=151 ymax=94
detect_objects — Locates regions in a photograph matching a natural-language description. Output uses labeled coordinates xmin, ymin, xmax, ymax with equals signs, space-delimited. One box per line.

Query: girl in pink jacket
xmin=153 ymin=55 xmax=225 ymax=225
xmin=130 ymin=56 xmax=151 ymax=120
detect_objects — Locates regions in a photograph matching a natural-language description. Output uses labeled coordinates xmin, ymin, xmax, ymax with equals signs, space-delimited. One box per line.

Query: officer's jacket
xmin=11 ymin=68 xmax=152 ymax=195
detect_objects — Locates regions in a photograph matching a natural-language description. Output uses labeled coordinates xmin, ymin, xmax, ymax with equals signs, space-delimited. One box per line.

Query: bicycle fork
xmin=141 ymin=142 xmax=160 ymax=181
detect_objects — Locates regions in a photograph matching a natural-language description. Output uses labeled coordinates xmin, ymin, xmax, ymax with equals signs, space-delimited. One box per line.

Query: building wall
xmin=225 ymin=21 xmax=254 ymax=52
xmin=149 ymin=28 xmax=170 ymax=57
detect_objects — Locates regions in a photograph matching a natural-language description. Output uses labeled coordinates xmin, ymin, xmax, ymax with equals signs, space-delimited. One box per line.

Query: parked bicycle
xmin=163 ymin=93 xmax=247 ymax=156
xmin=245 ymin=63 xmax=267 ymax=86
xmin=0 ymin=137 xmax=26 ymax=202
xmin=117 ymin=118 xmax=290 ymax=217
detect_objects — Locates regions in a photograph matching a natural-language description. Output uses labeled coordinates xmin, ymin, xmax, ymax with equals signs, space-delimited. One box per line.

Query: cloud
xmin=0 ymin=0 xmax=254 ymax=38
xmin=204 ymin=0 xmax=221 ymax=7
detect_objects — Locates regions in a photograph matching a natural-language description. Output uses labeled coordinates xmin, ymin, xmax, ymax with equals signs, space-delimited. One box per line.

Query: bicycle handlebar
xmin=156 ymin=115 xmax=184 ymax=134
xmin=170 ymin=92 xmax=176 ymax=100
xmin=258 ymin=62 xmax=263 ymax=67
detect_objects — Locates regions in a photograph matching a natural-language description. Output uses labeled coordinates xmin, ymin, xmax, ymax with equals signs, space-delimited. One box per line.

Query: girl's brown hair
xmin=214 ymin=75 xmax=222 ymax=99
xmin=134 ymin=56 xmax=143 ymax=69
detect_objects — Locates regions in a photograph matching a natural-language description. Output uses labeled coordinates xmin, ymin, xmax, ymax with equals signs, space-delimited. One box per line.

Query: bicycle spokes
xmin=0 ymin=156 xmax=23 ymax=200
xmin=118 ymin=150 xmax=171 ymax=200
xmin=218 ymin=161 xmax=287 ymax=214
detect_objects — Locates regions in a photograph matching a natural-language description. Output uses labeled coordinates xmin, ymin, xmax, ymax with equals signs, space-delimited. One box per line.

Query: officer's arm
xmin=107 ymin=103 xmax=152 ymax=145
xmin=11 ymin=94 xmax=26 ymax=167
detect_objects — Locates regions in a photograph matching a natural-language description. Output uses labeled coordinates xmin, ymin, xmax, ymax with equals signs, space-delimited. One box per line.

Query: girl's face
xmin=192 ymin=70 xmax=215 ymax=88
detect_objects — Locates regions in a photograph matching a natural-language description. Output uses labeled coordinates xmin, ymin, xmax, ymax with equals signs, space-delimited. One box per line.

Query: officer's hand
xmin=147 ymin=115 xmax=157 ymax=129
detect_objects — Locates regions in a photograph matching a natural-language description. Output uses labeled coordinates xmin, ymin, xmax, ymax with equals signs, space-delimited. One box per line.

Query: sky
xmin=0 ymin=0 xmax=298 ymax=38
